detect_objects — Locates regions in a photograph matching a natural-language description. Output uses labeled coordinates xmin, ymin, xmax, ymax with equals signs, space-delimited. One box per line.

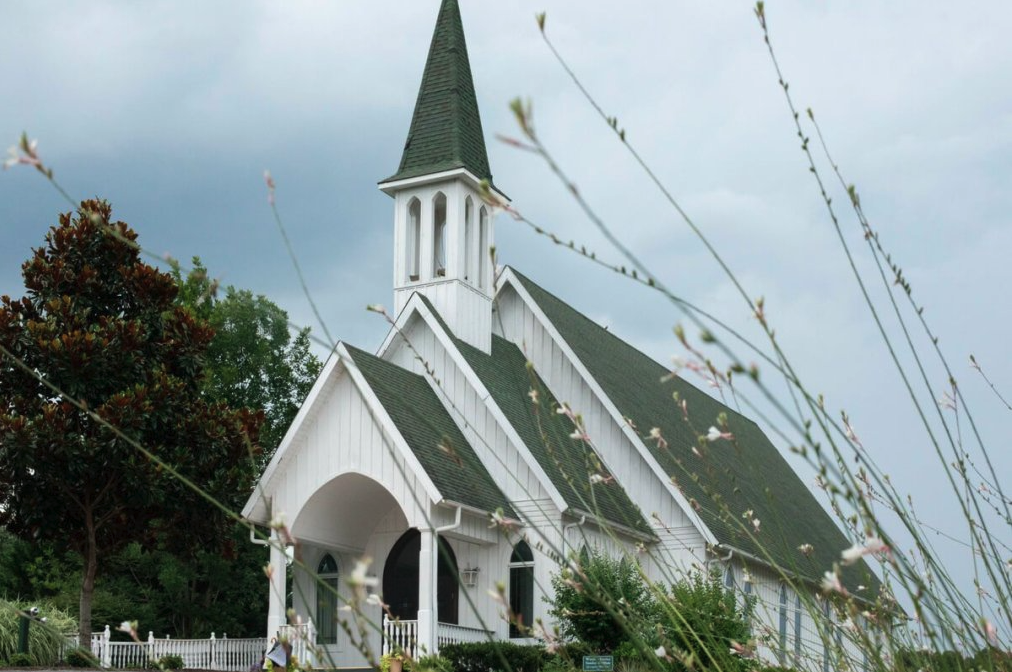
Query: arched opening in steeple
xmin=478 ymin=206 xmax=488 ymax=290
xmin=464 ymin=196 xmax=474 ymax=283
xmin=433 ymin=192 xmax=447 ymax=277
xmin=406 ymin=198 xmax=421 ymax=282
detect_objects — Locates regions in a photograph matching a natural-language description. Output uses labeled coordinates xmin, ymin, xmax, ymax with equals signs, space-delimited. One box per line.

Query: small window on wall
xmin=509 ymin=540 xmax=534 ymax=638
xmin=464 ymin=197 xmax=474 ymax=282
xmin=778 ymin=584 xmax=788 ymax=664
xmin=316 ymin=554 xmax=339 ymax=645
xmin=794 ymin=593 xmax=803 ymax=664
xmin=478 ymin=207 xmax=488 ymax=289
xmin=433 ymin=193 xmax=447 ymax=277
xmin=743 ymin=578 xmax=753 ymax=632
xmin=724 ymin=565 xmax=735 ymax=591
xmin=407 ymin=198 xmax=421 ymax=282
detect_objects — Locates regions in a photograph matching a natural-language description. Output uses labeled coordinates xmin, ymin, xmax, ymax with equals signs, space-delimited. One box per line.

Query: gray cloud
xmin=2 ymin=0 xmax=1009 ymax=621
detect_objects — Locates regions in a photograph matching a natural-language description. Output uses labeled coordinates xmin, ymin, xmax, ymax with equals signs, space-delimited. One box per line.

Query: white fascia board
xmin=241 ymin=346 xmax=344 ymax=521
xmin=337 ymin=342 xmax=444 ymax=507
xmin=377 ymin=292 xmax=570 ymax=516
xmin=499 ymin=268 xmax=719 ymax=547
xmin=378 ymin=167 xmax=510 ymax=203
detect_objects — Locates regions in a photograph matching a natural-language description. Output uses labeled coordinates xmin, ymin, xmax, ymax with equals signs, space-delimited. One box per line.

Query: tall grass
xmin=0 ymin=599 xmax=77 ymax=666
xmin=1 ymin=4 xmax=1008 ymax=672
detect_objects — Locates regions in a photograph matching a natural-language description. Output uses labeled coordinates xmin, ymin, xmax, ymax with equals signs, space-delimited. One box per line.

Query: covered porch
xmin=273 ymin=471 xmax=508 ymax=668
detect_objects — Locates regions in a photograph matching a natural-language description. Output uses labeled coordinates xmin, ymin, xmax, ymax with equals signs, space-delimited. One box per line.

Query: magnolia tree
xmin=0 ymin=201 xmax=263 ymax=647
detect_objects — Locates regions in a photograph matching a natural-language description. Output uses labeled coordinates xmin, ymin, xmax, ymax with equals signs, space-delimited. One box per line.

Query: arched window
xmin=778 ymin=584 xmax=788 ymax=664
xmin=382 ymin=529 xmax=459 ymax=625
xmin=724 ymin=565 xmax=735 ymax=591
xmin=478 ymin=207 xmax=488 ymax=289
xmin=433 ymin=193 xmax=447 ymax=277
xmin=464 ymin=197 xmax=474 ymax=283
xmin=822 ymin=600 xmax=831 ymax=672
xmin=316 ymin=553 xmax=339 ymax=645
xmin=794 ymin=593 xmax=803 ymax=664
xmin=406 ymin=198 xmax=421 ymax=282
xmin=509 ymin=540 xmax=534 ymax=639
xmin=743 ymin=577 xmax=753 ymax=632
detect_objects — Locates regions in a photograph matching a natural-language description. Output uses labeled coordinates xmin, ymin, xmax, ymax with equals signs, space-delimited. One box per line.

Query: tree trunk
xmin=79 ymin=507 xmax=99 ymax=652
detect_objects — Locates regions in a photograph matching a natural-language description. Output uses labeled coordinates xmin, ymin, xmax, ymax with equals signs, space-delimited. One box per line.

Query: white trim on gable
xmin=241 ymin=342 xmax=445 ymax=524
xmin=242 ymin=347 xmax=343 ymax=522
xmin=497 ymin=268 xmax=719 ymax=548
xmin=378 ymin=292 xmax=571 ymax=517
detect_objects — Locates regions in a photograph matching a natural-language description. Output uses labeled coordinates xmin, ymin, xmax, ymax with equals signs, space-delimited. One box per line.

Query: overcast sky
xmin=3 ymin=1 xmax=1009 ymax=633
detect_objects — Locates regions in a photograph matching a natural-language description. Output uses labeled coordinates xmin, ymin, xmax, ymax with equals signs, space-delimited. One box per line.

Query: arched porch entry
xmin=383 ymin=528 xmax=459 ymax=625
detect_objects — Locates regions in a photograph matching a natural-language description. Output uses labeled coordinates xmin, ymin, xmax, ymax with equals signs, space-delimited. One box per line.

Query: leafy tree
xmin=0 ymin=201 xmax=263 ymax=648
xmin=548 ymin=547 xmax=656 ymax=653
xmin=173 ymin=258 xmax=321 ymax=461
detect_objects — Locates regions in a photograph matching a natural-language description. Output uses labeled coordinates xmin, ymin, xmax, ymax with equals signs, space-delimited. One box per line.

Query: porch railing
xmin=278 ymin=621 xmax=316 ymax=668
xmin=436 ymin=622 xmax=495 ymax=647
xmin=74 ymin=625 xmax=268 ymax=670
xmin=382 ymin=618 xmax=495 ymax=657
xmin=382 ymin=618 xmax=418 ymax=658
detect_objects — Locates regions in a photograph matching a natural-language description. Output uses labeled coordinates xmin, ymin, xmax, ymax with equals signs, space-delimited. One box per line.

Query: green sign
xmin=582 ymin=656 xmax=614 ymax=672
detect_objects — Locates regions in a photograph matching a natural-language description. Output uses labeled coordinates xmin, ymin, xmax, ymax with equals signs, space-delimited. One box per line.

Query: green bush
xmin=64 ymin=647 xmax=99 ymax=668
xmin=6 ymin=652 xmax=34 ymax=667
xmin=439 ymin=642 xmax=546 ymax=672
xmin=547 ymin=548 xmax=655 ymax=653
xmin=413 ymin=654 xmax=454 ymax=672
xmin=156 ymin=654 xmax=185 ymax=670
xmin=655 ymin=569 xmax=755 ymax=672
xmin=0 ymin=600 xmax=78 ymax=666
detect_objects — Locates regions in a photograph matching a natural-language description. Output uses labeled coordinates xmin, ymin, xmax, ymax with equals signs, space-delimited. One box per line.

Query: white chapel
xmin=242 ymin=2 xmax=880 ymax=669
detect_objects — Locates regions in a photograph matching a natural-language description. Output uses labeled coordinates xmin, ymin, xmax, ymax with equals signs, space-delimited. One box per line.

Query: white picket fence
xmin=80 ymin=625 xmax=269 ymax=670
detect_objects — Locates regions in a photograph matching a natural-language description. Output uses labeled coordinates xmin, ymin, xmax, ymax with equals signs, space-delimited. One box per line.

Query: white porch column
xmin=267 ymin=533 xmax=288 ymax=638
xmin=417 ymin=528 xmax=438 ymax=655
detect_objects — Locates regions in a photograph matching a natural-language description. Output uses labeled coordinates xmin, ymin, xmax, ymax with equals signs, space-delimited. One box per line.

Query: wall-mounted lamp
xmin=460 ymin=567 xmax=480 ymax=587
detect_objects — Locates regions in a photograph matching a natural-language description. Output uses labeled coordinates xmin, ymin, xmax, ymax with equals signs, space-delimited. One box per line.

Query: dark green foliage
xmin=548 ymin=548 xmax=654 ymax=653
xmin=439 ymin=642 xmax=546 ymax=672
xmin=894 ymin=647 xmax=1012 ymax=672
xmin=172 ymin=258 xmax=321 ymax=465
xmin=413 ymin=654 xmax=455 ymax=672
xmin=6 ymin=653 xmax=33 ymax=667
xmin=0 ymin=201 xmax=263 ymax=646
xmin=156 ymin=654 xmax=184 ymax=670
xmin=656 ymin=569 xmax=755 ymax=672
xmin=64 ymin=647 xmax=99 ymax=668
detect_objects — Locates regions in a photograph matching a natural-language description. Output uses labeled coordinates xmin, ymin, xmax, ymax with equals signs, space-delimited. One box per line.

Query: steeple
xmin=379 ymin=0 xmax=507 ymax=355
xmin=381 ymin=0 xmax=492 ymax=186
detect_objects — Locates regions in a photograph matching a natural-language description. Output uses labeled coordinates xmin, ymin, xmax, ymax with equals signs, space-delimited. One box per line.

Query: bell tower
xmin=379 ymin=0 xmax=507 ymax=354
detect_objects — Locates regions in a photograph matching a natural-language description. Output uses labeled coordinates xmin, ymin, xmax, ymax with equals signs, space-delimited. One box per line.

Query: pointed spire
xmin=382 ymin=0 xmax=492 ymax=185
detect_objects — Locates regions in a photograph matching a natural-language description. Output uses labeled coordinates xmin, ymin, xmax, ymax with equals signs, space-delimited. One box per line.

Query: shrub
xmin=157 ymin=654 xmax=185 ymax=670
xmin=439 ymin=642 xmax=546 ymax=672
xmin=656 ymin=569 xmax=756 ymax=672
xmin=413 ymin=654 xmax=454 ymax=672
xmin=0 ymin=600 xmax=78 ymax=666
xmin=6 ymin=652 xmax=34 ymax=667
xmin=64 ymin=647 xmax=99 ymax=668
xmin=547 ymin=548 xmax=655 ymax=653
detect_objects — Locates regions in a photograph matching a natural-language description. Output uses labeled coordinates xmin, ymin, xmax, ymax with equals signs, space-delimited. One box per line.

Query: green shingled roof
xmin=345 ymin=344 xmax=514 ymax=518
xmin=381 ymin=0 xmax=492 ymax=185
xmin=510 ymin=269 xmax=882 ymax=596
xmin=413 ymin=296 xmax=652 ymax=537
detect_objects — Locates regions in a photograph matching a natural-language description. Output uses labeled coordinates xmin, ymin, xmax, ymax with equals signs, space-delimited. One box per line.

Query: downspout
xmin=562 ymin=515 xmax=587 ymax=559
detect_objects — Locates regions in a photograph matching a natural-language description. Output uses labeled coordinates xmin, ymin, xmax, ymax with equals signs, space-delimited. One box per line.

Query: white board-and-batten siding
xmin=493 ymin=280 xmax=709 ymax=567
xmin=264 ymin=356 xmax=433 ymax=536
